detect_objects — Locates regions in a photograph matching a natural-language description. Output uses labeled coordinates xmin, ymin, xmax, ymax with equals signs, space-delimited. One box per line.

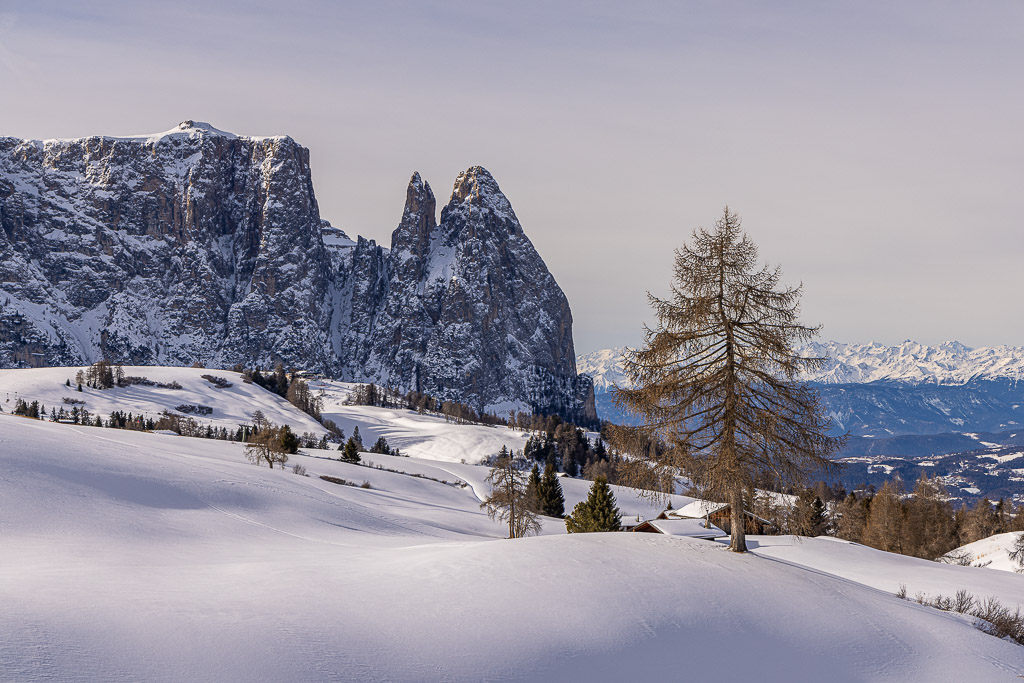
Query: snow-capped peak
xmin=578 ymin=341 xmax=1024 ymax=390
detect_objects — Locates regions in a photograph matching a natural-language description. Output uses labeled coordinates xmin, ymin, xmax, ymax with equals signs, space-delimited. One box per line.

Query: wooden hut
xmin=632 ymin=517 xmax=725 ymax=539
xmin=660 ymin=501 xmax=776 ymax=536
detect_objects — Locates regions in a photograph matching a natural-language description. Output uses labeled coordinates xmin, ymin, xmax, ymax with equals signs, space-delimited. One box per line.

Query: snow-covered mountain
xmin=803 ymin=340 xmax=1024 ymax=385
xmin=579 ymin=341 xmax=1024 ymax=390
xmin=0 ymin=122 xmax=595 ymax=424
xmin=576 ymin=346 xmax=629 ymax=393
xmin=579 ymin=342 xmax=1024 ymax=441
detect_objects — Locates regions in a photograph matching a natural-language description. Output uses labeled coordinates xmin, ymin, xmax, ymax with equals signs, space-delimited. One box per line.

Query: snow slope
xmin=0 ymin=366 xmax=327 ymax=436
xmin=749 ymin=535 xmax=1024 ymax=607
xmin=945 ymin=532 xmax=1024 ymax=574
xmin=310 ymin=379 xmax=531 ymax=463
xmin=358 ymin=451 xmax=696 ymax=523
xmin=2 ymin=416 xmax=1023 ymax=681
xmin=0 ymin=368 xmax=567 ymax=466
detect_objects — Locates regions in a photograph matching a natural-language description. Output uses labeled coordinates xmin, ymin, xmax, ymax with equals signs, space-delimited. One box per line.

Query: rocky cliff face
xmin=339 ymin=168 xmax=594 ymax=422
xmin=0 ymin=122 xmax=596 ymax=425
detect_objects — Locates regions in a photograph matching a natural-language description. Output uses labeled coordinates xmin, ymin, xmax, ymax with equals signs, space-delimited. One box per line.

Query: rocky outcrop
xmin=0 ymin=122 xmax=596 ymax=425
xmin=342 ymin=167 xmax=594 ymax=423
xmin=0 ymin=121 xmax=332 ymax=371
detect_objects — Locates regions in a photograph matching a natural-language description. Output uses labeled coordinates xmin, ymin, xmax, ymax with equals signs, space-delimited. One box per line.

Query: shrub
xmin=896 ymin=588 xmax=1024 ymax=646
xmin=320 ymin=475 xmax=369 ymax=489
xmin=175 ymin=404 xmax=213 ymax=416
xmin=937 ymin=549 xmax=974 ymax=566
xmin=201 ymin=374 xmax=233 ymax=389
xmin=121 ymin=376 xmax=182 ymax=390
xmin=291 ymin=463 xmax=308 ymax=476
xmin=973 ymin=596 xmax=1024 ymax=644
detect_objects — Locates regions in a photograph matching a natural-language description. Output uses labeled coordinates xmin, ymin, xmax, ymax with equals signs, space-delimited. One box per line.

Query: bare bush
xmin=175 ymin=404 xmax=213 ymax=416
xmin=897 ymin=588 xmax=1024 ymax=646
xmin=121 ymin=376 xmax=182 ymax=390
xmin=201 ymin=374 xmax=233 ymax=389
xmin=952 ymin=589 xmax=976 ymax=615
xmin=937 ymin=549 xmax=974 ymax=566
xmin=973 ymin=597 xmax=1024 ymax=644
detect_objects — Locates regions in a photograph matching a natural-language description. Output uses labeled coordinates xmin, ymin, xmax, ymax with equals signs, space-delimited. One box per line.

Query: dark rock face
xmin=0 ymin=121 xmax=332 ymax=371
xmin=346 ymin=167 xmax=595 ymax=424
xmin=0 ymin=122 xmax=596 ymax=425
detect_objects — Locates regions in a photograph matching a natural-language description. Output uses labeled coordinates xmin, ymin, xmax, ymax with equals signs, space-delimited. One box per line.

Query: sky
xmin=0 ymin=1 xmax=1021 ymax=354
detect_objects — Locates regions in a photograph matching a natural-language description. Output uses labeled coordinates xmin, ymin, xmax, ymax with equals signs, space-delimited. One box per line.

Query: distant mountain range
xmin=579 ymin=341 xmax=1024 ymax=393
xmin=578 ymin=342 xmax=1024 ymax=500
xmin=801 ymin=340 xmax=1024 ymax=385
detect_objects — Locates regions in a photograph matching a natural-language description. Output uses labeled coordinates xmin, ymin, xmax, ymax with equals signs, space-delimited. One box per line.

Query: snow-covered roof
xmin=670 ymin=500 xmax=728 ymax=519
xmin=645 ymin=518 xmax=725 ymax=539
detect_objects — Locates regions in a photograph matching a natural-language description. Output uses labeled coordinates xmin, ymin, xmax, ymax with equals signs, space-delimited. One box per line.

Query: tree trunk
xmin=729 ymin=484 xmax=747 ymax=552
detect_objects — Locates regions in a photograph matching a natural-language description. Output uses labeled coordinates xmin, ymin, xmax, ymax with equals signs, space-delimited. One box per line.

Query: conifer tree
xmin=835 ymin=493 xmax=870 ymax=543
xmin=538 ymin=462 xmax=566 ymax=518
xmin=565 ymin=476 xmax=621 ymax=533
xmin=279 ymin=425 xmax=300 ymax=454
xmin=612 ymin=208 xmax=842 ymax=552
xmin=526 ymin=464 xmax=542 ymax=513
xmin=792 ymin=489 xmax=827 ymax=536
xmin=342 ymin=437 xmax=361 ymax=464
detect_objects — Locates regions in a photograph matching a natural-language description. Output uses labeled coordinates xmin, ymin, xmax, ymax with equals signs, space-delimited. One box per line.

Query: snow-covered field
xmin=3 ymin=413 xmax=1024 ymax=681
xmin=946 ymin=532 xmax=1024 ymax=574
xmin=0 ymin=367 xmax=533 ymax=464
xmin=3 ymin=367 xmax=1024 ymax=680
xmin=0 ymin=366 xmax=328 ymax=436
xmin=310 ymin=378 xmax=531 ymax=463
xmin=749 ymin=535 xmax=1024 ymax=607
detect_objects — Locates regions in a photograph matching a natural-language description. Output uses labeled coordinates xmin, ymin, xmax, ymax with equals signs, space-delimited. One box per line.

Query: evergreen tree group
xmin=565 ymin=476 xmax=621 ymax=533
xmin=536 ymin=463 xmax=565 ymax=517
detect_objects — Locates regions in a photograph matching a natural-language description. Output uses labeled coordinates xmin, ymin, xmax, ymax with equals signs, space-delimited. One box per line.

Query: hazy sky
xmin=1 ymin=1 xmax=1021 ymax=354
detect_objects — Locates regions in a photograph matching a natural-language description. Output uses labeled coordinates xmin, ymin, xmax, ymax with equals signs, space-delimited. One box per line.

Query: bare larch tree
xmin=612 ymin=207 xmax=842 ymax=552
xmin=481 ymin=447 xmax=541 ymax=539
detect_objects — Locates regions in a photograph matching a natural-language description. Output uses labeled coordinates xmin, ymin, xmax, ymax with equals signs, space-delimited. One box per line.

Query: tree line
xmin=481 ymin=446 xmax=621 ymax=538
